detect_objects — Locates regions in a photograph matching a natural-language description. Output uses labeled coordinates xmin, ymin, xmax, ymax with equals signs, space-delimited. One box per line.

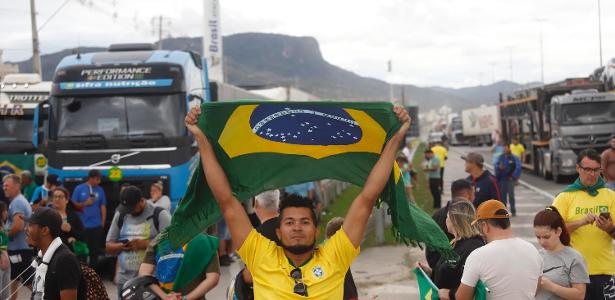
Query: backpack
xmin=117 ymin=206 xmax=165 ymax=233
xmin=80 ymin=262 xmax=110 ymax=300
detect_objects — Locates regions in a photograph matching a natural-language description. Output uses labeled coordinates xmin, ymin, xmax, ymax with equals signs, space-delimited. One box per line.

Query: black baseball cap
xmin=117 ymin=185 xmax=143 ymax=214
xmin=30 ymin=207 xmax=62 ymax=236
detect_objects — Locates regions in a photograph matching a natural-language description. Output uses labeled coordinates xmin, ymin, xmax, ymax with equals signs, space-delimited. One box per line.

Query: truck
xmin=499 ymin=77 xmax=615 ymax=182
xmin=0 ymin=73 xmax=50 ymax=181
xmin=448 ymin=116 xmax=465 ymax=145
xmin=35 ymin=43 xmax=209 ymax=219
xmin=460 ymin=105 xmax=499 ymax=146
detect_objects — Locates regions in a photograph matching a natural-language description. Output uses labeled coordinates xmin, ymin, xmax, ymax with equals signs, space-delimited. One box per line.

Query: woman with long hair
xmin=534 ymin=206 xmax=589 ymax=300
xmin=51 ymin=187 xmax=85 ymax=249
xmin=418 ymin=200 xmax=485 ymax=299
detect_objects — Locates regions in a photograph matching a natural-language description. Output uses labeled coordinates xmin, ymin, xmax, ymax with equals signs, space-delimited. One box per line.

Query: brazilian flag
xmin=414 ymin=267 xmax=489 ymax=300
xmin=167 ymin=101 xmax=453 ymax=258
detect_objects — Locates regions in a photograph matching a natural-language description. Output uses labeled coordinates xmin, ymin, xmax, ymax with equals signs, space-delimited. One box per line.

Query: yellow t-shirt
xmin=431 ymin=145 xmax=448 ymax=168
xmin=553 ymin=188 xmax=615 ymax=275
xmin=510 ymin=143 xmax=525 ymax=159
xmin=237 ymin=227 xmax=360 ymax=299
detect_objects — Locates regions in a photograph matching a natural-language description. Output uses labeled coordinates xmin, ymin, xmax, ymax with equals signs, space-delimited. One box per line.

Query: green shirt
xmin=22 ymin=182 xmax=38 ymax=202
xmin=0 ymin=229 xmax=9 ymax=251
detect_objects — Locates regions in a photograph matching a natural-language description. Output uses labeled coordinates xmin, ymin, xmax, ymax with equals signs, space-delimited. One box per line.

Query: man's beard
xmin=282 ymin=241 xmax=315 ymax=255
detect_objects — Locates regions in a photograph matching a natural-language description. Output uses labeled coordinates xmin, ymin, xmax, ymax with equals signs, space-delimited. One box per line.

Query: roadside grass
xmin=318 ymin=141 xmax=435 ymax=248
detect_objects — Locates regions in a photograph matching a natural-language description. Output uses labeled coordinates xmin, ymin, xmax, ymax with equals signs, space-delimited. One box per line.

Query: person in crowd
xmin=423 ymin=149 xmax=442 ymax=208
xmin=456 ymin=200 xmax=542 ymax=300
xmin=148 ymin=181 xmax=171 ymax=211
xmin=463 ymin=152 xmax=500 ymax=207
xmin=3 ymin=174 xmax=34 ymax=300
xmin=216 ymin=219 xmax=233 ymax=267
xmin=601 ymin=135 xmax=615 ymax=191
xmin=138 ymin=231 xmax=220 ymax=300
xmin=495 ymin=144 xmax=522 ymax=216
xmin=184 ymin=104 xmax=410 ymax=298
xmin=418 ymin=200 xmax=484 ymax=300
xmin=553 ymin=148 xmax=615 ymax=299
xmin=326 ymin=217 xmax=359 ymax=300
xmin=431 ymin=140 xmax=448 ymax=195
xmin=106 ymin=185 xmax=171 ymax=299
xmin=491 ymin=139 xmax=504 ymax=167
xmin=510 ymin=137 xmax=525 ymax=162
xmin=0 ymin=202 xmax=11 ymax=300
xmin=27 ymin=207 xmax=85 ymax=300
xmin=31 ymin=174 xmax=60 ymax=208
xmin=50 ymin=187 xmax=85 ymax=253
xmin=71 ymin=170 xmax=107 ymax=269
xmin=426 ymin=179 xmax=474 ymax=268
xmin=20 ymin=171 xmax=37 ymax=202
xmin=233 ymin=190 xmax=281 ymax=299
xmin=396 ymin=155 xmax=415 ymax=203
xmin=534 ymin=206 xmax=589 ymax=300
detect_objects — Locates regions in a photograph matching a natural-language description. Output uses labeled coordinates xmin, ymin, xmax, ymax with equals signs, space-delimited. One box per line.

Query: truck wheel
xmin=541 ymin=158 xmax=552 ymax=180
xmin=552 ymin=162 xmax=564 ymax=183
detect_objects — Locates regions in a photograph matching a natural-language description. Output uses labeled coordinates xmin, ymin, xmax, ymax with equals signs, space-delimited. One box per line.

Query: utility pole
xmin=158 ymin=15 xmax=163 ymax=49
xmin=598 ymin=0 xmax=603 ymax=66
xmin=29 ymin=0 xmax=42 ymax=76
xmin=536 ymin=18 xmax=546 ymax=84
xmin=507 ymin=47 xmax=514 ymax=82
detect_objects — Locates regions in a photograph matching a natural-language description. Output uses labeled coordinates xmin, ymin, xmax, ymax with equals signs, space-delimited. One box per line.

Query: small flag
xmin=413 ymin=267 xmax=489 ymax=300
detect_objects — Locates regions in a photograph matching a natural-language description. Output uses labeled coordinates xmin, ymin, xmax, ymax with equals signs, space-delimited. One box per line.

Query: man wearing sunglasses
xmin=184 ymin=105 xmax=410 ymax=299
xmin=553 ymin=148 xmax=615 ymax=300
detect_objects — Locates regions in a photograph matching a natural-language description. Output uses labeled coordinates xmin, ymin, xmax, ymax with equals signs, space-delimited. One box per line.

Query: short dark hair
xmin=278 ymin=193 xmax=318 ymax=226
xmin=424 ymin=149 xmax=433 ymax=154
xmin=611 ymin=134 xmax=615 ymax=141
xmin=451 ymin=179 xmax=472 ymax=198
xmin=485 ymin=209 xmax=511 ymax=229
xmin=577 ymin=148 xmax=601 ymax=165
xmin=88 ymin=169 xmax=102 ymax=179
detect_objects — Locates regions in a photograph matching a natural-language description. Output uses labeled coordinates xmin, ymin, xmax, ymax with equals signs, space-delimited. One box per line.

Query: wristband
xmin=609 ymin=227 xmax=615 ymax=236
xmin=182 ymin=296 xmax=188 ymax=300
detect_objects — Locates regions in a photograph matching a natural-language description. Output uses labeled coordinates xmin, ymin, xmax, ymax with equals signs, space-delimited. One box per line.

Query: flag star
xmin=293 ymin=135 xmax=297 ymax=138
xmin=347 ymin=133 xmax=351 ymax=135
xmin=267 ymin=128 xmax=272 ymax=132
xmin=307 ymin=130 xmax=313 ymax=133
xmin=353 ymin=137 xmax=358 ymax=140
xmin=327 ymin=123 xmax=331 ymax=126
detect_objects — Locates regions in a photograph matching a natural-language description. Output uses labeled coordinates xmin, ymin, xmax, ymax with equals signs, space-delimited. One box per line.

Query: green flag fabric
xmin=413 ymin=267 xmax=439 ymax=300
xmin=413 ymin=267 xmax=489 ymax=300
xmin=167 ymin=101 xmax=453 ymax=259
xmin=561 ymin=176 xmax=606 ymax=197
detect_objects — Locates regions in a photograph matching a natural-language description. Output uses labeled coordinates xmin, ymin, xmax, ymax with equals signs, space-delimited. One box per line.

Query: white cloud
xmin=1 ymin=0 xmax=614 ymax=88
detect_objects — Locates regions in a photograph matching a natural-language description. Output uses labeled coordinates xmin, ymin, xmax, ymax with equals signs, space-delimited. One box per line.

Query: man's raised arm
xmin=343 ymin=106 xmax=410 ymax=247
xmin=185 ymin=106 xmax=252 ymax=249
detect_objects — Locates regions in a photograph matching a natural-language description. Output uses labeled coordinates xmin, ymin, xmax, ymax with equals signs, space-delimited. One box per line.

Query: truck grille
xmin=566 ymin=133 xmax=611 ymax=149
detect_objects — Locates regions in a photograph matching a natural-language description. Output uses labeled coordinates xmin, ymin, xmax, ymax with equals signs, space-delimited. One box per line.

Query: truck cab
xmin=546 ymin=90 xmax=615 ymax=179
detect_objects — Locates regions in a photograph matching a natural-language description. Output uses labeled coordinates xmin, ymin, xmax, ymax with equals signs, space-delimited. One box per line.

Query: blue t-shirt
xmin=72 ymin=183 xmax=107 ymax=228
xmin=285 ymin=182 xmax=316 ymax=197
xmin=427 ymin=156 xmax=441 ymax=179
xmin=30 ymin=185 xmax=51 ymax=204
xmin=7 ymin=194 xmax=32 ymax=251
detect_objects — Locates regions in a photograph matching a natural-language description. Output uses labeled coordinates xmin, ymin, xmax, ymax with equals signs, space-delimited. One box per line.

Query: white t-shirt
xmin=148 ymin=195 xmax=171 ymax=211
xmin=461 ymin=237 xmax=543 ymax=300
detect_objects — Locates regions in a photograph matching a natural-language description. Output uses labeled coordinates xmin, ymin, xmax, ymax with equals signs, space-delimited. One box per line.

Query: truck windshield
xmin=0 ymin=115 xmax=33 ymax=143
xmin=560 ymin=102 xmax=615 ymax=125
xmin=54 ymin=94 xmax=185 ymax=139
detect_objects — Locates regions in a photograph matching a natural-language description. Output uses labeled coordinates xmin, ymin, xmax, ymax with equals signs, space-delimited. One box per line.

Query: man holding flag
xmin=184 ymin=104 xmax=410 ymax=299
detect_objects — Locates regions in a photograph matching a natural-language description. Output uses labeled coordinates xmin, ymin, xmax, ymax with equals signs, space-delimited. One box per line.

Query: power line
xmin=38 ymin=0 xmax=71 ymax=32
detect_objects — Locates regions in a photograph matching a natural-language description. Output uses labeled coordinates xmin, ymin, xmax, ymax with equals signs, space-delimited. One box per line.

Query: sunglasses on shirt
xmin=290 ymin=267 xmax=308 ymax=297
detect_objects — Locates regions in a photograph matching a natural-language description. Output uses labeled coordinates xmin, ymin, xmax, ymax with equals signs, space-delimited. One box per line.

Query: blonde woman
xmin=418 ymin=200 xmax=485 ymax=300
xmin=148 ymin=181 xmax=171 ymax=211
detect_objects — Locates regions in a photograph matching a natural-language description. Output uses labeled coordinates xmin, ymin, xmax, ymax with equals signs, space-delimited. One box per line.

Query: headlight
xmin=563 ymin=159 xmax=575 ymax=167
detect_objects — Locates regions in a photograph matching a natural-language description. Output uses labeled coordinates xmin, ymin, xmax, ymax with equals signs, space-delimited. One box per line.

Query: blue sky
xmin=1 ymin=0 xmax=614 ymax=88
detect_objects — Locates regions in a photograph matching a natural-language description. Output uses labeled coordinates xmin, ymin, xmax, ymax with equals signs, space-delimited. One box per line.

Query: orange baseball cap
xmin=472 ymin=200 xmax=510 ymax=225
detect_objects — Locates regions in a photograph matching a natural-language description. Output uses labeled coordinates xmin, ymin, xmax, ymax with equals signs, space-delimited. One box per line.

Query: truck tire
xmin=541 ymin=157 xmax=552 ymax=180
xmin=552 ymin=162 xmax=564 ymax=183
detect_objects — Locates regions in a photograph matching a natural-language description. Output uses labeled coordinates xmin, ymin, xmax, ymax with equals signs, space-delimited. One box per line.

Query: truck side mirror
xmin=33 ymin=100 xmax=49 ymax=151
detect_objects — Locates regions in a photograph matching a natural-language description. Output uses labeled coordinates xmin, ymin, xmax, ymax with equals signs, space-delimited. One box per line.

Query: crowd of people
xmin=3 ymin=103 xmax=615 ymax=300
xmin=413 ymin=135 xmax=615 ymax=300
